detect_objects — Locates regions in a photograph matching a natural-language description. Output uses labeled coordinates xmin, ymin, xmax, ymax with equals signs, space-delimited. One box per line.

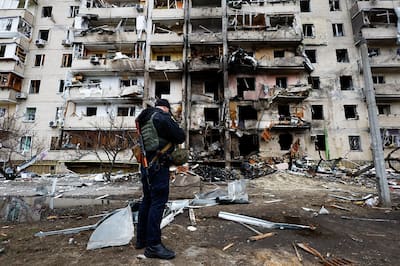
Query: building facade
xmin=0 ymin=0 xmax=399 ymax=173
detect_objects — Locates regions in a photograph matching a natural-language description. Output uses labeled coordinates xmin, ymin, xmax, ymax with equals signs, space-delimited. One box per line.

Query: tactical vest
xmin=141 ymin=112 xmax=168 ymax=152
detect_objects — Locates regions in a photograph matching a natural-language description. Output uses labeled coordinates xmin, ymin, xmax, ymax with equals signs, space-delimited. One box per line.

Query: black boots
xmin=144 ymin=243 xmax=175 ymax=260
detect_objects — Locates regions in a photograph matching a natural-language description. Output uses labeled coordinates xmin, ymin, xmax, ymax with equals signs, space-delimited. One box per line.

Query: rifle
xmin=135 ymin=120 xmax=149 ymax=176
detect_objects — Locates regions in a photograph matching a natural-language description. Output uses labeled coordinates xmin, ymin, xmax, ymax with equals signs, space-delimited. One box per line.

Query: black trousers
xmin=136 ymin=164 xmax=170 ymax=246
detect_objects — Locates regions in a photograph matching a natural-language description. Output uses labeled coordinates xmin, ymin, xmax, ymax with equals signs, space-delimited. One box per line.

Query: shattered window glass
xmin=349 ymin=136 xmax=361 ymax=151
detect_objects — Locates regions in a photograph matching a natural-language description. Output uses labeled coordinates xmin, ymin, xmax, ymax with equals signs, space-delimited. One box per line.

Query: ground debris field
xmin=0 ymin=171 xmax=399 ymax=266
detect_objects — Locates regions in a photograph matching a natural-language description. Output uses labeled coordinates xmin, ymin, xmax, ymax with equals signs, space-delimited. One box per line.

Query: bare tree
xmin=90 ymin=112 xmax=136 ymax=179
xmin=0 ymin=111 xmax=45 ymax=179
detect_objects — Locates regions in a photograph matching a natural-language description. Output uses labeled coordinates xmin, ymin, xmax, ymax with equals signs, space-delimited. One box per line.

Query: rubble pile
xmin=192 ymin=165 xmax=240 ymax=182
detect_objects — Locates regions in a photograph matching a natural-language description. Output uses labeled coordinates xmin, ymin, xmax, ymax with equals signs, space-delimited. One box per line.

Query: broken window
xmin=315 ymin=135 xmax=326 ymax=151
xmin=372 ymin=75 xmax=385 ymax=84
xmin=340 ymin=76 xmax=353 ymax=90
xmin=239 ymin=134 xmax=259 ymax=156
xmin=42 ymin=6 xmax=52 ymax=18
xmin=25 ymin=107 xmax=36 ymax=121
xmin=29 ymin=80 xmax=40 ymax=94
xmin=0 ymin=108 xmax=6 ymax=117
xmin=274 ymin=50 xmax=285 ymax=58
xmin=237 ymin=77 xmax=255 ymax=98
xmin=238 ymin=105 xmax=257 ymax=128
xmin=69 ymin=6 xmax=79 ymax=18
xmin=300 ymin=0 xmax=311 ymax=12
xmin=204 ymin=108 xmax=219 ymax=125
xmin=329 ymin=0 xmax=340 ymax=11
xmin=308 ymin=76 xmax=320 ymax=90
xmin=332 ymin=23 xmax=344 ymax=37
xmin=34 ymin=54 xmax=45 ymax=66
xmin=278 ymin=105 xmax=290 ymax=120
xmin=17 ymin=19 xmax=32 ymax=38
xmin=311 ymin=105 xmax=324 ymax=120
xmin=303 ymin=24 xmax=315 ymax=38
xmin=155 ymin=81 xmax=170 ymax=98
xmin=344 ymin=105 xmax=358 ymax=119
xmin=38 ymin=29 xmax=49 ymax=41
xmin=117 ymin=106 xmax=135 ymax=117
xmin=305 ymin=50 xmax=316 ymax=63
xmin=156 ymin=55 xmax=171 ymax=61
xmin=378 ymin=104 xmax=391 ymax=115
xmin=336 ymin=49 xmax=349 ymax=63
xmin=86 ymin=107 xmax=97 ymax=117
xmin=349 ymin=136 xmax=361 ymax=151
xmin=0 ymin=45 xmax=5 ymax=57
xmin=276 ymin=77 xmax=287 ymax=89
xmin=20 ymin=136 xmax=31 ymax=152
xmin=58 ymin=80 xmax=65 ymax=93
xmin=368 ymin=48 xmax=380 ymax=57
xmin=279 ymin=133 xmax=293 ymax=150
xmin=204 ymin=80 xmax=219 ymax=100
xmin=120 ymin=79 xmax=137 ymax=87
xmin=0 ymin=18 xmax=13 ymax=31
xmin=0 ymin=72 xmax=22 ymax=91
xmin=61 ymin=54 xmax=72 ymax=67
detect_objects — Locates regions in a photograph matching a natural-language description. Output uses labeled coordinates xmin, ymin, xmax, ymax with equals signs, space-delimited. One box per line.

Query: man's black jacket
xmin=136 ymin=107 xmax=185 ymax=158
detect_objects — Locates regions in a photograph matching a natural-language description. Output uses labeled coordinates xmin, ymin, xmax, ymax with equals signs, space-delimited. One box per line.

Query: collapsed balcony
xmin=189 ymin=45 xmax=222 ymax=71
xmin=189 ymin=19 xmax=223 ymax=44
xmin=150 ymin=20 xmax=184 ymax=44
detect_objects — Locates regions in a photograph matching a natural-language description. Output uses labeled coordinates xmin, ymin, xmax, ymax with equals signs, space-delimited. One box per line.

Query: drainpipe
xmin=183 ymin=0 xmax=190 ymax=146
xmin=222 ymin=0 xmax=231 ymax=169
xmin=359 ymin=38 xmax=391 ymax=207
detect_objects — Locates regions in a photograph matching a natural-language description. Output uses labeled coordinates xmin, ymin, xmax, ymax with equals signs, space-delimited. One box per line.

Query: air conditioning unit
xmin=62 ymin=39 xmax=71 ymax=47
xmin=90 ymin=56 xmax=100 ymax=65
xmin=49 ymin=121 xmax=57 ymax=128
xmin=15 ymin=92 xmax=27 ymax=100
xmin=35 ymin=39 xmax=46 ymax=48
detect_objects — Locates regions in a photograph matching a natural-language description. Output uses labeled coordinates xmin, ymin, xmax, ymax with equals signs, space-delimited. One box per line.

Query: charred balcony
xmin=351 ymin=4 xmax=399 ymax=44
xmin=189 ymin=18 xmax=223 ymax=44
xmin=150 ymin=19 xmax=184 ymax=44
xmin=189 ymin=45 xmax=222 ymax=72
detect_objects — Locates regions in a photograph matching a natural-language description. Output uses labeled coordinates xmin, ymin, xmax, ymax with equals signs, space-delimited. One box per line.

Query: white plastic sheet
xmin=87 ymin=206 xmax=134 ymax=250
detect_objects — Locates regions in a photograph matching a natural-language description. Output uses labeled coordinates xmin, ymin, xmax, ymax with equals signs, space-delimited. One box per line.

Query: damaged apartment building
xmin=0 ymin=0 xmax=399 ymax=173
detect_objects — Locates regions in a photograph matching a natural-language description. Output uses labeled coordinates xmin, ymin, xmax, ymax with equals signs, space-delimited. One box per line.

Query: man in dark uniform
xmin=135 ymin=99 xmax=185 ymax=260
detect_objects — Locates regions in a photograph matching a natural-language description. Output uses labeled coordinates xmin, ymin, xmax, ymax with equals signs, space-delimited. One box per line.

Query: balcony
xmin=374 ymin=83 xmax=400 ymax=101
xmin=257 ymin=56 xmax=305 ymax=70
xmin=63 ymin=115 xmax=136 ymax=130
xmin=71 ymin=57 xmax=145 ymax=74
xmin=190 ymin=7 xmax=222 ymax=18
xmin=79 ymin=6 xmax=143 ymax=19
xmin=228 ymin=28 xmax=301 ymax=44
xmin=270 ymin=117 xmax=311 ymax=130
xmin=74 ymin=31 xmax=140 ymax=44
xmin=152 ymin=8 xmax=184 ymax=19
xmin=189 ymin=32 xmax=223 ymax=44
xmin=369 ymin=56 xmax=400 ymax=70
xmin=0 ymin=59 xmax=24 ymax=76
xmin=189 ymin=57 xmax=221 ymax=72
xmin=350 ymin=1 xmax=396 ymax=18
xmin=361 ymin=27 xmax=398 ymax=44
xmin=67 ymin=84 xmax=144 ymax=100
xmin=0 ymin=9 xmax=34 ymax=25
xmin=148 ymin=60 xmax=183 ymax=72
xmin=0 ymin=89 xmax=17 ymax=103
xmin=149 ymin=33 xmax=183 ymax=45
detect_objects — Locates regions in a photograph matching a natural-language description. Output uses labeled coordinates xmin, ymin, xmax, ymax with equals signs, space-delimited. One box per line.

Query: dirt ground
xmin=0 ymin=171 xmax=399 ymax=266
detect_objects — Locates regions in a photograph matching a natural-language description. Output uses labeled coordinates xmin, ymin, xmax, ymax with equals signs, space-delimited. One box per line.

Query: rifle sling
xmin=148 ymin=142 xmax=173 ymax=167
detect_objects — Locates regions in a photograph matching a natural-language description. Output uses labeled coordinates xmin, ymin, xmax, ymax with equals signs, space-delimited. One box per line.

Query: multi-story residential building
xmin=0 ymin=0 xmax=399 ymax=174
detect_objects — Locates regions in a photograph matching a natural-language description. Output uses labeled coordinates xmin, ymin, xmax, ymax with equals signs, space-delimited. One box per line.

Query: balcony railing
xmin=148 ymin=60 xmax=183 ymax=71
xmin=228 ymin=28 xmax=301 ymax=43
xmin=71 ymin=57 xmax=145 ymax=73
xmin=79 ymin=6 xmax=143 ymax=19
xmin=63 ymin=115 xmax=136 ymax=129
